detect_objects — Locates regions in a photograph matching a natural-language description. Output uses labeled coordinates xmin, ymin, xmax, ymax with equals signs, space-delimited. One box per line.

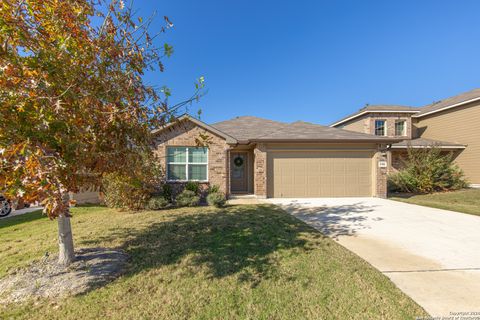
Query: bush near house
xmin=102 ymin=173 xmax=152 ymax=210
xmin=388 ymin=147 xmax=468 ymax=193
xmin=102 ymin=151 xmax=163 ymax=210
xmin=207 ymin=184 xmax=220 ymax=194
xmin=162 ymin=184 xmax=173 ymax=202
xmin=207 ymin=191 xmax=227 ymax=208
xmin=184 ymin=181 xmax=201 ymax=194
xmin=147 ymin=196 xmax=170 ymax=210
xmin=176 ymin=190 xmax=200 ymax=207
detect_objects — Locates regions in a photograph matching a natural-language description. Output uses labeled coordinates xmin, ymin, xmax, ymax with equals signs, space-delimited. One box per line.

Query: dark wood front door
xmin=231 ymin=152 xmax=248 ymax=192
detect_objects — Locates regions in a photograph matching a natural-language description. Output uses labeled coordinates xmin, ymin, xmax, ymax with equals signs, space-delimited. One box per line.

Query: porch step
xmin=227 ymin=194 xmax=266 ymax=205
xmin=229 ymin=194 xmax=256 ymax=200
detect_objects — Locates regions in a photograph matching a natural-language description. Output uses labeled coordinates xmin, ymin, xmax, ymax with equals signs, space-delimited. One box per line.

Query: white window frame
xmin=374 ymin=120 xmax=387 ymax=136
xmin=395 ymin=120 xmax=407 ymax=136
xmin=166 ymin=147 xmax=209 ymax=182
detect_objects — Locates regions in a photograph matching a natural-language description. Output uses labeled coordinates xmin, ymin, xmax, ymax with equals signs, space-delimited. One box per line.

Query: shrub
xmin=207 ymin=192 xmax=226 ymax=208
xmin=103 ymin=173 xmax=151 ymax=210
xmin=176 ymin=190 xmax=200 ymax=207
xmin=147 ymin=196 xmax=169 ymax=210
xmin=388 ymin=147 xmax=468 ymax=193
xmin=162 ymin=184 xmax=172 ymax=202
xmin=102 ymin=151 xmax=164 ymax=210
xmin=185 ymin=181 xmax=200 ymax=194
xmin=207 ymin=184 xmax=220 ymax=194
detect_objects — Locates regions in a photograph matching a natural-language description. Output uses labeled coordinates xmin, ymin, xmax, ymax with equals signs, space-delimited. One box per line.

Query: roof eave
xmin=413 ymin=96 xmax=480 ymax=118
xmin=151 ymin=114 xmax=238 ymax=144
xmin=390 ymin=145 xmax=466 ymax=149
xmin=250 ymin=138 xmax=401 ymax=143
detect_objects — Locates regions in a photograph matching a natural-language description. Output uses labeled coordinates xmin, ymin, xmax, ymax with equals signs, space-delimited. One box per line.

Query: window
xmin=395 ymin=120 xmax=406 ymax=136
xmin=374 ymin=120 xmax=386 ymax=136
xmin=167 ymin=147 xmax=208 ymax=181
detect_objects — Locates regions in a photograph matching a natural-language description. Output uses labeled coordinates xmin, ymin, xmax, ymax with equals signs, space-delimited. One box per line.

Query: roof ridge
xmin=211 ymin=115 xmax=287 ymax=126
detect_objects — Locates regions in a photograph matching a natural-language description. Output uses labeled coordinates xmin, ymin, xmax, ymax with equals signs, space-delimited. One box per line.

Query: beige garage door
xmin=268 ymin=151 xmax=373 ymax=198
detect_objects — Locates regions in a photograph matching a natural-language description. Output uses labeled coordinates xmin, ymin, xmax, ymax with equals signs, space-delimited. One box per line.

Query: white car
xmin=0 ymin=195 xmax=12 ymax=217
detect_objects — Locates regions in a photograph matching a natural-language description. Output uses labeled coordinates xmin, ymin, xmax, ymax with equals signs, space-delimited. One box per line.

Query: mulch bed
xmin=0 ymin=247 xmax=128 ymax=303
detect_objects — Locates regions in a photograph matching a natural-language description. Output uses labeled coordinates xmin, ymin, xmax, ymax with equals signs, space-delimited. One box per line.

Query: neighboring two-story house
xmin=330 ymin=89 xmax=480 ymax=187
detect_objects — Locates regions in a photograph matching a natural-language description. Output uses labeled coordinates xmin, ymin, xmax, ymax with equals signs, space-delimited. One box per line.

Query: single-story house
xmin=152 ymin=115 xmax=398 ymax=198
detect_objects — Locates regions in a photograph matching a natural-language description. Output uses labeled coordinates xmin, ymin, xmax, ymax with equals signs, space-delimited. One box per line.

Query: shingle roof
xmin=211 ymin=116 xmax=287 ymax=142
xmin=415 ymin=88 xmax=480 ymax=117
xmin=331 ymin=105 xmax=419 ymax=127
xmin=391 ymin=137 xmax=465 ymax=149
xmin=255 ymin=121 xmax=396 ymax=141
xmin=331 ymin=88 xmax=480 ymax=125
xmin=211 ymin=116 xmax=397 ymax=143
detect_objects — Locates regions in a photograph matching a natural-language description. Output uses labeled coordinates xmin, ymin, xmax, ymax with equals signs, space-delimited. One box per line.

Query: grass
xmin=390 ymin=188 xmax=480 ymax=216
xmin=0 ymin=204 xmax=426 ymax=319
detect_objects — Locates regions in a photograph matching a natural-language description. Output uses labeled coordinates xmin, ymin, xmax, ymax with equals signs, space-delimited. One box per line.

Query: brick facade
xmin=367 ymin=112 xmax=413 ymax=139
xmin=253 ymin=143 xmax=267 ymax=197
xmin=375 ymin=145 xmax=389 ymax=198
xmin=153 ymin=120 xmax=230 ymax=196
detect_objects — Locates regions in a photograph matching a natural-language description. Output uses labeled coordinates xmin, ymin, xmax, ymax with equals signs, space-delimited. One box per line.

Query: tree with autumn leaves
xmin=0 ymin=0 xmax=204 ymax=265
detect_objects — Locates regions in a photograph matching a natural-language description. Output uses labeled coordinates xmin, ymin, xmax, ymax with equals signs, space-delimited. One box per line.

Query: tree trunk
xmin=58 ymin=213 xmax=75 ymax=266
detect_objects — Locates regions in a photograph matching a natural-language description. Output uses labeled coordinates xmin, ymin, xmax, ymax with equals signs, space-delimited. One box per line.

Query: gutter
xmin=390 ymin=145 xmax=466 ymax=149
xmin=249 ymin=138 xmax=402 ymax=144
xmin=413 ymin=96 xmax=480 ymax=118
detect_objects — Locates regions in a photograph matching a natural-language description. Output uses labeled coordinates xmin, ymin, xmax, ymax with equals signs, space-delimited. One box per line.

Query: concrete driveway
xmin=268 ymin=197 xmax=480 ymax=317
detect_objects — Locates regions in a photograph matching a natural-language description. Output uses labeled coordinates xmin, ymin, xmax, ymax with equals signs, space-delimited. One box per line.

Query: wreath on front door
xmin=233 ymin=156 xmax=244 ymax=167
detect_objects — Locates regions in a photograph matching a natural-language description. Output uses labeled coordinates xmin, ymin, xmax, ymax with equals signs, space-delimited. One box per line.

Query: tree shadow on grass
xmin=80 ymin=204 xmax=323 ymax=285
xmin=0 ymin=210 xmax=45 ymax=229
xmin=0 ymin=204 xmax=106 ymax=229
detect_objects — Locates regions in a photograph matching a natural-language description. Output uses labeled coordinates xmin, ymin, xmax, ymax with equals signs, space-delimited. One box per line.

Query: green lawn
xmin=0 ymin=204 xmax=426 ymax=319
xmin=390 ymin=188 xmax=480 ymax=216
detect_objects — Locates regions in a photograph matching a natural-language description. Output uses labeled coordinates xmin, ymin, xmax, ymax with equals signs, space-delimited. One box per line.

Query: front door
xmin=231 ymin=152 xmax=248 ymax=193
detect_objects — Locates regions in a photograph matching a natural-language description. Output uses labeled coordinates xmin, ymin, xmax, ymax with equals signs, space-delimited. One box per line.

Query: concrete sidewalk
xmin=0 ymin=206 xmax=42 ymax=220
xmin=269 ymin=197 xmax=480 ymax=317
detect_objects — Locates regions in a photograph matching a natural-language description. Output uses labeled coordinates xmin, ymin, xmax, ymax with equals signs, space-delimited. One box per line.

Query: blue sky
xmin=139 ymin=0 xmax=480 ymax=125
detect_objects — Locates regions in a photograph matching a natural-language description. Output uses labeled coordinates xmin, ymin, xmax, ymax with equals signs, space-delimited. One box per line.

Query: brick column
xmin=225 ymin=148 xmax=231 ymax=197
xmin=253 ymin=143 xmax=267 ymax=198
xmin=375 ymin=145 xmax=388 ymax=198
xmin=386 ymin=150 xmax=393 ymax=174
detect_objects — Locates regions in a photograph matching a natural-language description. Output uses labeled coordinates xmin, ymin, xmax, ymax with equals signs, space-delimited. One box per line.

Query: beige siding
xmin=70 ymin=191 xmax=100 ymax=204
xmin=415 ymin=102 xmax=480 ymax=184
xmin=342 ymin=117 xmax=367 ymax=133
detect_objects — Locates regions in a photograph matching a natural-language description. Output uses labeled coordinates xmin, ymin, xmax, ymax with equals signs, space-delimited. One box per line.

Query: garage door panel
xmin=268 ymin=151 xmax=373 ymax=198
